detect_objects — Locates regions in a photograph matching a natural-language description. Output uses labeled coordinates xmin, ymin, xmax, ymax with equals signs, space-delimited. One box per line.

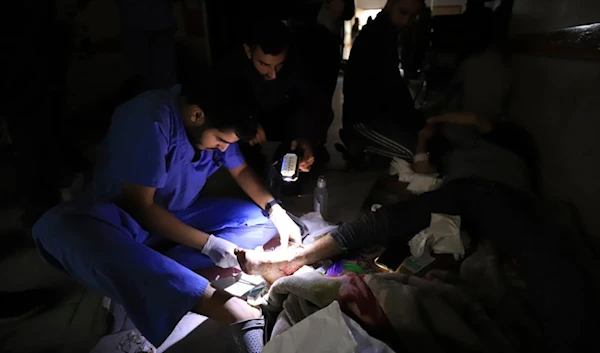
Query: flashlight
xmin=280 ymin=153 xmax=300 ymax=182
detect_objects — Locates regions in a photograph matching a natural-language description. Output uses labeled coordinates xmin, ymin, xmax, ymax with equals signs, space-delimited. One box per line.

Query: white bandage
xmin=413 ymin=153 xmax=429 ymax=163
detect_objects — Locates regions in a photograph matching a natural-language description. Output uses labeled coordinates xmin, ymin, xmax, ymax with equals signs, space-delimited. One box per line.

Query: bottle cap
xmin=317 ymin=175 xmax=326 ymax=188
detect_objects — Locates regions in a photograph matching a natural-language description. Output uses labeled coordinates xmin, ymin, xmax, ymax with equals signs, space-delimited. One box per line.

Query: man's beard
xmin=187 ymin=125 xmax=207 ymax=149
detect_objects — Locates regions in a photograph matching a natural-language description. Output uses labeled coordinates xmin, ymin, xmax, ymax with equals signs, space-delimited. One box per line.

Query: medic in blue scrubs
xmin=31 ymin=83 xmax=302 ymax=352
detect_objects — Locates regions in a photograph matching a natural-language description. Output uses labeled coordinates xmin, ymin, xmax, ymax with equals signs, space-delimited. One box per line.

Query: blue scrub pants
xmin=32 ymin=197 xmax=277 ymax=347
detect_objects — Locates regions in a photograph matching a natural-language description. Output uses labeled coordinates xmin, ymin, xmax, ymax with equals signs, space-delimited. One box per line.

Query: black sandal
xmin=229 ymin=317 xmax=266 ymax=353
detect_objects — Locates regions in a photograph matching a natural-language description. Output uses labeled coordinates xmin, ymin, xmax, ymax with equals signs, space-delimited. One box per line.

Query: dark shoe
xmin=229 ymin=317 xmax=265 ymax=353
xmin=336 ymin=128 xmax=370 ymax=169
xmin=335 ymin=143 xmax=370 ymax=170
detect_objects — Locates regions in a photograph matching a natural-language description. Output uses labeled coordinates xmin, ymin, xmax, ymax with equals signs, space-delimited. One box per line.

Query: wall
xmin=62 ymin=0 xmax=203 ymax=114
xmin=511 ymin=0 xmax=600 ymax=34
xmin=74 ymin=0 xmax=120 ymax=41
xmin=431 ymin=6 xmax=462 ymax=16
xmin=354 ymin=8 xmax=383 ymax=29
xmin=358 ymin=0 xmax=467 ymax=10
xmin=65 ymin=0 xmax=125 ymax=114
xmin=508 ymin=0 xmax=600 ymax=250
xmin=356 ymin=0 xmax=387 ymax=9
xmin=425 ymin=0 xmax=465 ymax=7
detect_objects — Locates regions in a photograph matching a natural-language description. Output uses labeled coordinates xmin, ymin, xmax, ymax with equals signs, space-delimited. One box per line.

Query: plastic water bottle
xmin=314 ymin=175 xmax=329 ymax=220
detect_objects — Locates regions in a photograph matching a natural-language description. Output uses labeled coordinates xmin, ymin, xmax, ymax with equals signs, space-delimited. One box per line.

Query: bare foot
xmin=235 ymin=247 xmax=304 ymax=284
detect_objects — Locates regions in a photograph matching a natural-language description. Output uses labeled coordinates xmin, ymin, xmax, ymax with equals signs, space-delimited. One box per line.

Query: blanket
xmin=264 ymin=241 xmax=542 ymax=353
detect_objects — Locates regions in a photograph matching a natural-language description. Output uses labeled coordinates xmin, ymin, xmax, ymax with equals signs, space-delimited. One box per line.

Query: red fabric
xmin=338 ymin=274 xmax=393 ymax=330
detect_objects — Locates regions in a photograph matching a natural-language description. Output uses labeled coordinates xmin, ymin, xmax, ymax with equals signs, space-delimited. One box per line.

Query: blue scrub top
xmin=93 ymin=85 xmax=246 ymax=212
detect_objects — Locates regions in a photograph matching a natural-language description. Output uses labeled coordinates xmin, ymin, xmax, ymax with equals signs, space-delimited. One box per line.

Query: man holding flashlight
xmin=211 ymin=18 xmax=333 ymax=175
xmin=32 ymin=83 xmax=301 ymax=352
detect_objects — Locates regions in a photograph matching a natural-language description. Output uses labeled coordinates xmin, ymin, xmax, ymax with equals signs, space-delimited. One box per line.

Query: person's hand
xmin=249 ymin=124 xmax=266 ymax=146
xmin=269 ymin=204 xmax=302 ymax=248
xmin=427 ymin=112 xmax=478 ymax=126
xmin=291 ymin=139 xmax=315 ymax=172
xmin=201 ymin=234 xmax=240 ymax=268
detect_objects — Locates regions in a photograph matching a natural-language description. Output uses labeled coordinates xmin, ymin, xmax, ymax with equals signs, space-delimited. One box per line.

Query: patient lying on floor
xmin=238 ymin=112 xmax=538 ymax=281
xmin=238 ymin=114 xmax=587 ymax=353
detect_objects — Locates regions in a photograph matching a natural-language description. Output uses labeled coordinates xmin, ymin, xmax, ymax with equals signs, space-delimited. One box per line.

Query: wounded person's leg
xmin=236 ymin=235 xmax=340 ymax=283
xmin=236 ymin=185 xmax=463 ymax=282
xmin=236 ymin=208 xmax=392 ymax=282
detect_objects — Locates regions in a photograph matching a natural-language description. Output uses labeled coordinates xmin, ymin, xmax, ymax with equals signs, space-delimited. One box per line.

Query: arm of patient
xmin=412 ymin=125 xmax=438 ymax=175
xmin=119 ymin=182 xmax=210 ymax=250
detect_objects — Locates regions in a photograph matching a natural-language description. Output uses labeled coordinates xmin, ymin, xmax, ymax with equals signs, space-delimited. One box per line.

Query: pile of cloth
xmin=263 ymin=241 xmax=542 ymax=353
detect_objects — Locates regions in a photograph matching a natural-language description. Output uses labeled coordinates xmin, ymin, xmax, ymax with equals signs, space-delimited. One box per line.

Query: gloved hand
xmin=201 ymin=234 xmax=239 ymax=268
xmin=269 ymin=204 xmax=302 ymax=248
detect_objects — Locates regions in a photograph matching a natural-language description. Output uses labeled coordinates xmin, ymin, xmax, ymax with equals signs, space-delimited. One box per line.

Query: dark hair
xmin=181 ymin=83 xmax=258 ymax=142
xmin=246 ymin=19 xmax=290 ymax=55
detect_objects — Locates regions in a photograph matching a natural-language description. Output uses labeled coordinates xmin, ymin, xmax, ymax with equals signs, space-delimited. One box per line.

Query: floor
xmin=87 ymin=76 xmax=383 ymax=353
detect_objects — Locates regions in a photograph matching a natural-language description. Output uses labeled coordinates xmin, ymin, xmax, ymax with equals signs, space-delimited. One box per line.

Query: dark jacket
xmin=343 ymin=13 xmax=418 ymax=128
xmin=211 ymin=48 xmax=332 ymax=146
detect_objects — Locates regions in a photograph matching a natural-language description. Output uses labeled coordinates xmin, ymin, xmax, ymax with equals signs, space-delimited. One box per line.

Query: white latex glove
xmin=269 ymin=204 xmax=302 ymax=248
xmin=201 ymin=235 xmax=239 ymax=268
